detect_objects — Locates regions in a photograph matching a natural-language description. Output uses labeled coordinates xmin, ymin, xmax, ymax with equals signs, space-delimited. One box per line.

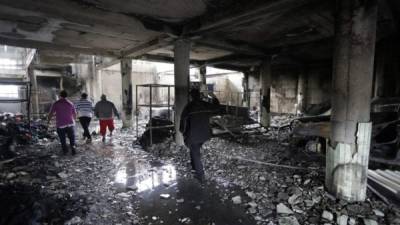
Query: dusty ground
xmin=0 ymin=126 xmax=399 ymax=225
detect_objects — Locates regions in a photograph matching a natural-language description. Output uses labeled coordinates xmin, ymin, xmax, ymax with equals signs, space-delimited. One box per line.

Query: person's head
xmin=190 ymin=88 xmax=201 ymax=101
xmin=101 ymin=94 xmax=107 ymax=101
xmin=81 ymin=93 xmax=88 ymax=99
xmin=60 ymin=90 xmax=68 ymax=98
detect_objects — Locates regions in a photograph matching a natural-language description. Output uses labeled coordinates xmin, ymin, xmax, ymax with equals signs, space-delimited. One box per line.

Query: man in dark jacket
xmin=94 ymin=94 xmax=120 ymax=142
xmin=179 ymin=88 xmax=220 ymax=182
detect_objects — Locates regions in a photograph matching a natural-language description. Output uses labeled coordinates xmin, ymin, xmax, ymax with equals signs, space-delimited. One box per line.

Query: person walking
xmin=94 ymin=94 xmax=120 ymax=142
xmin=48 ymin=90 xmax=77 ymax=155
xmin=179 ymin=88 xmax=220 ymax=183
xmin=75 ymin=93 xmax=93 ymax=143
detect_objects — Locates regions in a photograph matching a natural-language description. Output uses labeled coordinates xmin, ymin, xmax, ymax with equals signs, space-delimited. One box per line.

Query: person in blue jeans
xmin=48 ymin=90 xmax=77 ymax=155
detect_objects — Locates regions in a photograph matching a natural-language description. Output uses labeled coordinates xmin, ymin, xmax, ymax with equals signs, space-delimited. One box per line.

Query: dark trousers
xmin=189 ymin=142 xmax=204 ymax=177
xmin=57 ymin=126 xmax=75 ymax=153
xmin=79 ymin=117 xmax=92 ymax=139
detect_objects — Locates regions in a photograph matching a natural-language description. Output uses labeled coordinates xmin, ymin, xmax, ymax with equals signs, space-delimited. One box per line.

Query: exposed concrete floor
xmin=0 ymin=121 xmax=256 ymax=225
xmin=1 ymin=121 xmax=399 ymax=225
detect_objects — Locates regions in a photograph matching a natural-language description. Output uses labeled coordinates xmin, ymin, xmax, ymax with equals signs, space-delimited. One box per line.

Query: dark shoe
xmin=86 ymin=138 xmax=92 ymax=144
xmin=71 ymin=148 xmax=76 ymax=156
xmin=102 ymin=136 xmax=106 ymax=143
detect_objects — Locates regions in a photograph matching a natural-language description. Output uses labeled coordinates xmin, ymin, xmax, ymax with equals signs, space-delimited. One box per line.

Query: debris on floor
xmin=1 ymin=121 xmax=400 ymax=225
xmin=153 ymin=132 xmax=400 ymax=224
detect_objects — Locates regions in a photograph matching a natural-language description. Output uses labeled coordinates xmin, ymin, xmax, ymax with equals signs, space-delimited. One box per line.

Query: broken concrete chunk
xmin=303 ymin=179 xmax=311 ymax=185
xmin=363 ymin=219 xmax=378 ymax=225
xmin=248 ymin=207 xmax=257 ymax=214
xmin=288 ymin=194 xmax=301 ymax=205
xmin=321 ymin=210 xmax=333 ymax=221
xmin=57 ymin=172 xmax=68 ymax=179
xmin=276 ymin=203 xmax=294 ymax=214
xmin=6 ymin=172 xmax=16 ymax=179
xmin=116 ymin=192 xmax=130 ymax=198
xmin=373 ymin=209 xmax=384 ymax=217
xmin=64 ymin=216 xmax=82 ymax=225
xmin=232 ymin=195 xmax=242 ymax=204
xmin=248 ymin=201 xmax=257 ymax=208
xmin=246 ymin=191 xmax=256 ymax=199
xmin=336 ymin=214 xmax=348 ymax=225
xmin=179 ymin=217 xmax=191 ymax=224
xmin=160 ymin=194 xmax=170 ymax=199
xmin=278 ymin=216 xmax=300 ymax=225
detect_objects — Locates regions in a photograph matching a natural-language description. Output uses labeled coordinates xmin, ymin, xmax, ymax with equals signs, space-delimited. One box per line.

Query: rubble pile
xmin=154 ymin=135 xmax=400 ymax=225
xmin=0 ymin=139 xmax=141 ymax=225
xmin=0 ymin=113 xmax=56 ymax=152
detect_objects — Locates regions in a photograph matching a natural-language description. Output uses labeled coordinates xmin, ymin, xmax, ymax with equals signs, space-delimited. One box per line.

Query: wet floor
xmin=89 ymin=144 xmax=254 ymax=224
xmin=75 ymin=122 xmax=256 ymax=225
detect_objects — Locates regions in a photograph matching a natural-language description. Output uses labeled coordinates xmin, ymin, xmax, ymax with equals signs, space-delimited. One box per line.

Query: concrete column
xmin=199 ymin=65 xmax=207 ymax=93
xmin=29 ymin=67 xmax=40 ymax=118
xmin=243 ymin=72 xmax=250 ymax=108
xmin=174 ymin=39 xmax=191 ymax=145
xmin=296 ymin=71 xmax=307 ymax=115
xmin=327 ymin=0 xmax=377 ymax=202
xmin=59 ymin=77 xmax=64 ymax=90
xmin=121 ymin=58 xmax=133 ymax=128
xmin=260 ymin=59 xmax=271 ymax=127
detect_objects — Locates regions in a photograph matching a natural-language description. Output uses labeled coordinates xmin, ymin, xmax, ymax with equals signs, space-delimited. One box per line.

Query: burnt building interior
xmin=0 ymin=0 xmax=400 ymax=224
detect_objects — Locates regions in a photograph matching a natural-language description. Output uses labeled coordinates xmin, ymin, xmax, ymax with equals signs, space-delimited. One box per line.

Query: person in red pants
xmin=94 ymin=94 xmax=120 ymax=142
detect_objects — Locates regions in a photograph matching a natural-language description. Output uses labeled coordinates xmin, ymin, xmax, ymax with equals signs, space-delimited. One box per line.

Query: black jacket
xmin=179 ymin=99 xmax=219 ymax=144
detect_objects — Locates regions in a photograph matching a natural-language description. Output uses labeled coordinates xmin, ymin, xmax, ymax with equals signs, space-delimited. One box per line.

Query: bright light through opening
xmin=0 ymin=58 xmax=18 ymax=69
xmin=0 ymin=85 xmax=19 ymax=98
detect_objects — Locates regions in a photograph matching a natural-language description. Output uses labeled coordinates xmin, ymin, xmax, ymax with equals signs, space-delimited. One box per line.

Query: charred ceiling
xmin=0 ymin=0 xmax=398 ymax=71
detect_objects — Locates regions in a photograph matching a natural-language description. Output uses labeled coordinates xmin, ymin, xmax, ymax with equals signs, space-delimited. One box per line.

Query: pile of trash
xmin=0 ymin=113 xmax=56 ymax=159
xmin=153 ymin=136 xmax=400 ymax=225
xmin=137 ymin=117 xmax=174 ymax=150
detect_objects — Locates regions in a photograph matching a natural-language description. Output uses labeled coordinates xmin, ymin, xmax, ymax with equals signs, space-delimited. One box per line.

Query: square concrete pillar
xmin=28 ymin=67 xmax=39 ymax=118
xmin=199 ymin=65 xmax=207 ymax=93
xmin=260 ymin=59 xmax=271 ymax=127
xmin=121 ymin=58 xmax=133 ymax=128
xmin=174 ymin=39 xmax=191 ymax=145
xmin=327 ymin=0 xmax=378 ymax=202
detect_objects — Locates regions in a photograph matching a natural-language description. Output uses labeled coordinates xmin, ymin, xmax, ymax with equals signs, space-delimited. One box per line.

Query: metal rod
xmin=136 ymin=85 xmax=139 ymax=138
xmin=230 ymin=156 xmax=320 ymax=171
xmin=149 ymin=85 xmax=153 ymax=146
xmin=167 ymin=86 xmax=170 ymax=121
xmin=27 ymin=82 xmax=31 ymax=130
xmin=236 ymin=92 xmax=239 ymax=116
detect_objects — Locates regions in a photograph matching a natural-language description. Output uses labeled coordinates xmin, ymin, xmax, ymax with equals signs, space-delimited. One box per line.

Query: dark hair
xmin=60 ymin=90 xmax=68 ymax=98
xmin=190 ymin=88 xmax=200 ymax=100
xmin=81 ymin=93 xmax=88 ymax=99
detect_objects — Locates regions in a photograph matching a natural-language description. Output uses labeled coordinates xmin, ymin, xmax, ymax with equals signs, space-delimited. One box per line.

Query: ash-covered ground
xmin=0 ymin=123 xmax=399 ymax=225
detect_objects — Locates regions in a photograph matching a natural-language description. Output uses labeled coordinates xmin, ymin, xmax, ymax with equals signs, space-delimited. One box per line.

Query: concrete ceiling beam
xmin=187 ymin=0 xmax=311 ymax=36
xmin=0 ymin=37 xmax=119 ymax=57
xmin=122 ymin=35 xmax=175 ymax=58
xmin=194 ymin=38 xmax=266 ymax=57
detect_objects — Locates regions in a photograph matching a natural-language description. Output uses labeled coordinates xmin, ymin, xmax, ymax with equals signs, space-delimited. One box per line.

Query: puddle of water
xmin=114 ymin=158 xmax=177 ymax=193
